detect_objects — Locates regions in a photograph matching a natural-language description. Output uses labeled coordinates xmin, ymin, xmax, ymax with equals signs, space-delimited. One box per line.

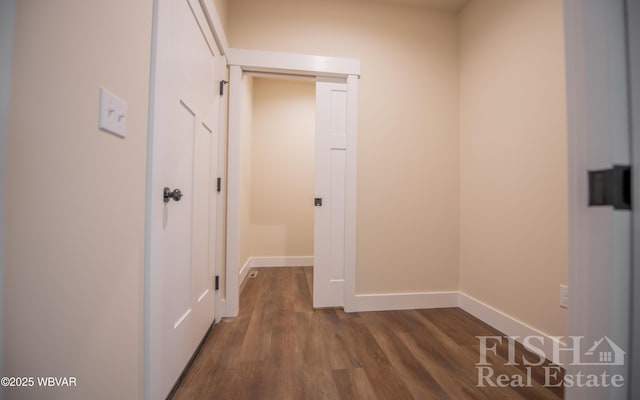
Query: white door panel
xmin=193 ymin=122 xmax=213 ymax=307
xmin=564 ymin=0 xmax=632 ymax=399
xmin=629 ymin=0 xmax=640 ymax=396
xmin=314 ymin=80 xmax=347 ymax=308
xmin=147 ymin=0 xmax=219 ymax=398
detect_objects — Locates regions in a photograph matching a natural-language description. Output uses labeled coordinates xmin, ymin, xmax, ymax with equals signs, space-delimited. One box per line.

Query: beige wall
xmin=228 ymin=0 xmax=460 ymax=293
xmin=229 ymin=0 xmax=568 ymax=338
xmin=459 ymin=0 xmax=568 ymax=337
xmin=4 ymin=1 xmax=152 ymax=398
xmin=249 ymin=78 xmax=315 ymax=257
xmin=239 ymin=75 xmax=254 ymax=269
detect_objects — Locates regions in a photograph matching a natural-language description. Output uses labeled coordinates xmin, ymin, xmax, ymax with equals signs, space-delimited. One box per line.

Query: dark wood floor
xmin=172 ymin=267 xmax=564 ymax=400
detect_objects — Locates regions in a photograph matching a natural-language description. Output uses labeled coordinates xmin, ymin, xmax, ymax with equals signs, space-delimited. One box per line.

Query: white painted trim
xmin=215 ymin=298 xmax=226 ymax=321
xmin=343 ymin=74 xmax=358 ymax=312
xmin=224 ymin=65 xmax=243 ymax=318
xmin=459 ymin=293 xmax=566 ymax=366
xmin=352 ymin=291 xmax=459 ymax=312
xmin=239 ymin=257 xmax=252 ymax=288
xmin=198 ymin=0 xmax=229 ymax=57
xmin=187 ymin=0 xmax=217 ymax=57
xmin=213 ymin=56 xmax=228 ymax=323
xmin=228 ymin=48 xmax=360 ymax=78
xmin=250 ymin=256 xmax=314 ymax=268
xmin=244 ymin=71 xmax=316 ymax=82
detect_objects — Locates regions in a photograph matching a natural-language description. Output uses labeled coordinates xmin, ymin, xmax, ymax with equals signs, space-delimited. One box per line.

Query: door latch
xmin=314 ymin=198 xmax=323 ymax=207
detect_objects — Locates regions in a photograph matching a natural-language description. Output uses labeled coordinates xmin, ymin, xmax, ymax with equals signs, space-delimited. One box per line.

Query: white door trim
xmin=225 ymin=64 xmax=243 ymax=317
xmin=344 ymin=74 xmax=358 ymax=312
xmin=225 ymin=49 xmax=360 ymax=316
xmin=197 ymin=0 xmax=229 ymax=57
xmin=228 ymin=48 xmax=360 ymax=77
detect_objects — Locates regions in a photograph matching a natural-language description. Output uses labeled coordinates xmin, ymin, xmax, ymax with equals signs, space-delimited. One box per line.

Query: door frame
xmin=224 ymin=49 xmax=360 ymax=316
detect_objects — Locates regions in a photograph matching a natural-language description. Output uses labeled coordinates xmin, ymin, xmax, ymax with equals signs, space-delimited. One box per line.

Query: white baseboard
xmin=458 ymin=292 xmax=565 ymax=366
xmin=215 ymin=297 xmax=226 ymax=321
xmin=352 ymin=291 xmax=459 ymax=312
xmin=238 ymin=256 xmax=314 ymax=286
xmin=239 ymin=258 xmax=252 ymax=286
xmin=250 ymin=256 xmax=314 ymax=268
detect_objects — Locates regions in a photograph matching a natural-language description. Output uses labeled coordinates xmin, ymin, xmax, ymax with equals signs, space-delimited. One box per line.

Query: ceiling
xmin=364 ymin=0 xmax=470 ymax=12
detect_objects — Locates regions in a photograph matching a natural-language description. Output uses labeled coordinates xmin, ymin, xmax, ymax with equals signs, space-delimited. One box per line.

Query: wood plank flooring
xmin=171 ymin=267 xmax=564 ymax=400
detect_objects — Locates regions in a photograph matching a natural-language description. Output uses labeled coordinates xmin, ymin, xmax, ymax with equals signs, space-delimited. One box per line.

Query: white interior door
xmin=314 ymin=79 xmax=348 ymax=308
xmin=565 ymin=1 xmax=632 ymax=399
xmin=146 ymin=0 xmax=220 ymax=398
xmin=628 ymin=0 xmax=640 ymax=397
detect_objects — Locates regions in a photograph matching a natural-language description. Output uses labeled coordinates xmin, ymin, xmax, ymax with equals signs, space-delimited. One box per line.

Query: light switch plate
xmin=99 ymin=88 xmax=127 ymax=138
xmin=560 ymin=284 xmax=569 ymax=309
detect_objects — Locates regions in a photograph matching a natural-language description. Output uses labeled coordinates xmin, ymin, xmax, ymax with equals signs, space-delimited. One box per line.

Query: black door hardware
xmin=588 ymin=166 xmax=631 ymax=210
xmin=164 ymin=187 xmax=183 ymax=203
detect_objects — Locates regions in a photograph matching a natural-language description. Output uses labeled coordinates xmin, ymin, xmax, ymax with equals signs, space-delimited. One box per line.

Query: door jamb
xmin=224 ymin=49 xmax=360 ymax=316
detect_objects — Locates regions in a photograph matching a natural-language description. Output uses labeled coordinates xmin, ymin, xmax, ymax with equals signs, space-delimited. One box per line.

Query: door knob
xmin=163 ymin=187 xmax=183 ymax=203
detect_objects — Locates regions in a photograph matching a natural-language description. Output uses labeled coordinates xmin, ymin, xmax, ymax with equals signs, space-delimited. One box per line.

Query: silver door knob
xmin=163 ymin=187 xmax=183 ymax=203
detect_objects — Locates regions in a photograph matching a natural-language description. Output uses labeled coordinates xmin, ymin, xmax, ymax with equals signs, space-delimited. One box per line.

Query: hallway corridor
xmin=172 ymin=267 xmax=563 ymax=399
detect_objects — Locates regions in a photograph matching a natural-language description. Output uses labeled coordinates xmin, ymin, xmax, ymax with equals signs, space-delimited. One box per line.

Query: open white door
xmin=146 ymin=0 xmax=221 ymax=398
xmin=564 ymin=0 xmax=632 ymax=399
xmin=628 ymin=0 xmax=640 ymax=397
xmin=314 ymin=79 xmax=348 ymax=308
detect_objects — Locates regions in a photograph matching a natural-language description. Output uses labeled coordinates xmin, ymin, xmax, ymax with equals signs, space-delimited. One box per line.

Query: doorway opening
xmin=224 ymin=50 xmax=360 ymax=317
xmin=237 ymin=74 xmax=316 ymax=297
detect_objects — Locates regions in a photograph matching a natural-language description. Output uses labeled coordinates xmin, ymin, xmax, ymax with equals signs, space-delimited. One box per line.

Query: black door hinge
xmin=217 ymin=177 xmax=222 ymax=192
xmin=219 ymin=80 xmax=228 ymax=96
xmin=215 ymin=275 xmax=219 ymax=291
xmin=588 ymin=165 xmax=631 ymax=210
